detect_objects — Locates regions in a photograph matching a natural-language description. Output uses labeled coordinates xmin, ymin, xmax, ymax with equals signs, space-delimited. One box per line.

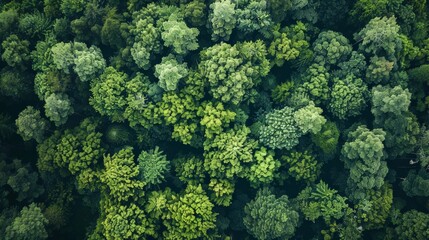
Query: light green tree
xmin=138 ymin=147 xmax=170 ymax=186
xmin=161 ymin=19 xmax=199 ymax=55
xmin=154 ymin=55 xmax=188 ymax=91
xmin=243 ymin=188 xmax=299 ymax=240
xmin=44 ymin=93 xmax=74 ymax=126
xmin=208 ymin=0 xmax=236 ymax=41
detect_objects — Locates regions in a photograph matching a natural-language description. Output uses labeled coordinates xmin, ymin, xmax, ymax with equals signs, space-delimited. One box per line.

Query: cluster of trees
xmin=1 ymin=0 xmax=429 ymax=239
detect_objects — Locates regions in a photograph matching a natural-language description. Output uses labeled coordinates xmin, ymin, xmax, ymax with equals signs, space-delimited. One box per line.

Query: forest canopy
xmin=1 ymin=0 xmax=429 ymax=239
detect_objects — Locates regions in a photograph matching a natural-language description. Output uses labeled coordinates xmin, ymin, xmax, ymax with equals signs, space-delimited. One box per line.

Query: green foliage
xmin=246 ymin=147 xmax=280 ymax=186
xmin=259 ymin=106 xmax=301 ymax=150
xmin=44 ymin=93 xmax=74 ymax=126
xmin=349 ymin=0 xmax=389 ymax=23
xmin=101 ymin=10 xmax=126 ymax=49
xmin=395 ymin=210 xmax=429 ymax=240
xmin=90 ymin=67 xmax=128 ymax=122
xmin=183 ymin=0 xmax=207 ymax=27
xmin=328 ymin=74 xmax=368 ymax=120
xmin=268 ymin=22 xmax=310 ymax=67
xmin=282 ymin=151 xmax=320 ymax=182
xmin=266 ymin=0 xmax=292 ymax=22
xmin=311 ymin=121 xmax=340 ymax=155
xmin=336 ymin=51 xmax=366 ymax=79
xmin=5 ymin=203 xmax=48 ymax=240
xmin=197 ymin=101 xmax=236 ymax=139
xmin=5 ymin=159 xmax=44 ymax=202
xmin=51 ymin=42 xmax=74 ymax=74
xmin=0 ymin=68 xmax=31 ymax=99
xmin=18 ymin=11 xmax=51 ymax=38
xmin=235 ymin=0 xmax=272 ymax=36
xmin=342 ymin=126 xmax=388 ymax=200
xmin=102 ymin=200 xmax=155 ymax=240
xmin=208 ymin=178 xmax=235 ymax=206
xmin=299 ymin=64 xmax=330 ymax=104
xmin=293 ymin=101 xmax=326 ymax=134
xmin=54 ymin=119 xmax=104 ymax=178
xmin=297 ymin=181 xmax=348 ymax=223
xmin=204 ymin=126 xmax=257 ymax=179
xmin=355 ymin=184 xmax=392 ymax=230
xmin=199 ymin=41 xmax=269 ymax=105
xmin=1 ymin=34 xmax=30 ymax=68
xmin=354 ymin=16 xmax=401 ymax=58
xmin=271 ymin=81 xmax=294 ymax=104
xmin=16 ymin=106 xmax=49 ymax=143
xmin=365 ymin=56 xmax=394 ymax=85
xmin=161 ymin=19 xmax=199 ymax=55
xmin=100 ymin=147 xmax=145 ymax=202
xmin=138 ymin=147 xmax=170 ymax=186
xmin=401 ymin=169 xmax=429 ymax=197
xmin=34 ymin=70 xmax=70 ymax=100
xmin=209 ymin=0 xmax=236 ymax=41
xmin=105 ymin=124 xmax=133 ymax=146
xmin=163 ymin=184 xmax=217 ymax=239
xmin=313 ymin=30 xmax=352 ymax=66
xmin=0 ymin=9 xmax=18 ymax=39
xmin=371 ymin=85 xmax=420 ymax=157
xmin=173 ymin=156 xmax=205 ymax=185
xmin=155 ymin=55 xmax=188 ymax=91
xmin=60 ymin=0 xmax=85 ymax=17
xmin=72 ymin=43 xmax=106 ymax=82
xmin=243 ymin=188 xmax=299 ymax=240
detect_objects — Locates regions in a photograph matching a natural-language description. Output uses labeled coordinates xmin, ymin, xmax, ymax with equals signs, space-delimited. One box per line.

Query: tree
xmin=328 ymin=74 xmax=368 ymax=120
xmin=184 ymin=0 xmax=207 ymax=27
xmin=395 ymin=210 xmax=429 ymax=240
xmin=268 ymin=22 xmax=310 ymax=67
xmin=5 ymin=203 xmax=48 ymax=240
xmin=355 ymin=184 xmax=392 ymax=230
xmin=100 ymin=147 xmax=145 ymax=202
xmin=371 ymin=85 xmax=420 ymax=157
xmin=197 ymin=101 xmax=236 ymax=139
xmin=1 ymin=35 xmax=30 ymax=68
xmin=90 ymin=67 xmax=128 ymax=122
xmin=199 ymin=41 xmax=269 ymax=105
xmin=341 ymin=125 xmax=388 ymax=200
xmin=298 ymin=64 xmax=330 ymax=104
xmin=246 ymin=147 xmax=280 ymax=186
xmin=154 ymin=55 xmax=188 ymax=91
xmin=365 ymin=56 xmax=394 ymax=85
xmin=138 ymin=147 xmax=170 ymax=186
xmin=282 ymin=151 xmax=320 ymax=183
xmin=259 ymin=106 xmax=302 ymax=150
xmin=311 ymin=121 xmax=340 ymax=155
xmin=44 ymin=93 xmax=74 ymax=126
xmin=243 ymin=188 xmax=299 ymax=240
xmin=53 ymin=119 xmax=104 ymax=179
xmin=163 ymin=184 xmax=217 ymax=239
xmin=208 ymin=0 xmax=236 ymax=41
xmin=73 ymin=43 xmax=106 ymax=82
xmin=102 ymin=200 xmax=155 ymax=240
xmin=161 ymin=19 xmax=199 ymax=55
xmin=313 ymin=30 xmax=352 ymax=66
xmin=51 ymin=42 xmax=74 ymax=74
xmin=16 ymin=106 xmax=49 ymax=143
xmin=203 ymin=126 xmax=257 ymax=179
xmin=401 ymin=169 xmax=429 ymax=197
xmin=6 ymin=159 xmax=44 ymax=202
xmin=354 ymin=16 xmax=402 ymax=59
xmin=235 ymin=0 xmax=272 ymax=36
xmin=293 ymin=101 xmax=326 ymax=134
xmin=296 ymin=181 xmax=348 ymax=223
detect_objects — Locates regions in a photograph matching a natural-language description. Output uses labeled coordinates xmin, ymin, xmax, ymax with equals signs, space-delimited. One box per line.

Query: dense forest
xmin=1 ymin=0 xmax=429 ymax=239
